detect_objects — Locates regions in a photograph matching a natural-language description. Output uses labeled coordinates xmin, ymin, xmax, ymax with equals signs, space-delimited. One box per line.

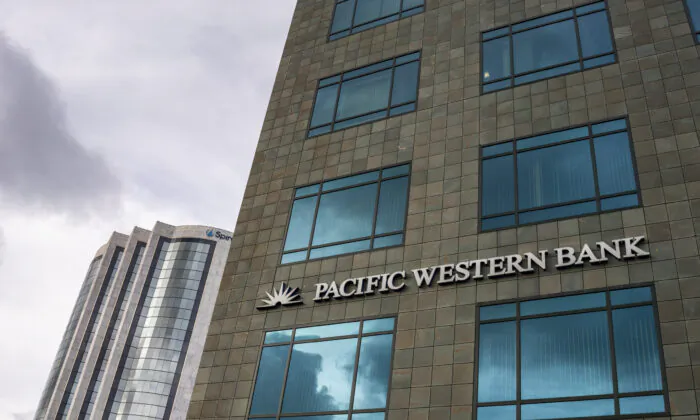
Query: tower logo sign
xmin=206 ymin=229 xmax=232 ymax=241
xmin=256 ymin=236 xmax=651 ymax=310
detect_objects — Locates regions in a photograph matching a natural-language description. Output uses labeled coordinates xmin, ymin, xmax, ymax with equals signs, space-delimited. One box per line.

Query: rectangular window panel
xmin=282 ymin=164 xmax=409 ymax=263
xmin=684 ymin=0 xmax=700 ymax=42
xmin=250 ymin=319 xmax=395 ymax=420
xmin=329 ymin=0 xmax=425 ymax=40
xmin=480 ymin=118 xmax=640 ymax=231
xmin=481 ymin=1 xmax=616 ymax=92
xmin=309 ymin=52 xmax=420 ymax=137
xmin=475 ymin=286 xmax=668 ymax=419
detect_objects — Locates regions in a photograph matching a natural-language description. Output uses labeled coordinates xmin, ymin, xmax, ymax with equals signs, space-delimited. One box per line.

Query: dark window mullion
xmin=605 ymin=292 xmax=620 ymax=415
xmin=516 ymin=301 xmax=521 ymax=420
xmin=347 ymin=322 xmax=364 ymax=416
xmin=513 ymin=139 xmax=520 ymax=226
xmin=275 ymin=329 xmax=297 ymax=420
xmin=350 ymin=0 xmax=361 ymax=32
xmin=369 ymin=173 xmax=384 ymax=248
xmin=304 ymin=189 xmax=323 ymax=261
xmin=509 ymin=25 xmax=515 ymax=89
xmin=586 ymin=126 xmax=603 ymax=213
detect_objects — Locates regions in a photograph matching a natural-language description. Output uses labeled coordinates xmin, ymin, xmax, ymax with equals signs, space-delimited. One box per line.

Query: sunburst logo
xmin=257 ymin=283 xmax=303 ymax=309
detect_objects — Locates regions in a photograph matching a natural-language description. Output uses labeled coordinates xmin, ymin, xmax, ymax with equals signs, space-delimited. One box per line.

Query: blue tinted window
xmin=250 ymin=346 xmax=290 ymax=415
xmin=284 ymin=196 xmax=318 ymax=251
xmin=513 ymin=20 xmax=578 ymax=74
xmin=594 ymin=133 xmax=637 ymax=195
xmin=252 ymin=319 xmax=395 ymax=419
xmin=375 ymin=177 xmax=409 ymax=234
xmin=478 ymin=322 xmax=516 ymax=402
xmin=518 ymin=141 xmax=596 ymax=209
xmin=283 ymin=165 xmax=410 ymax=263
xmin=480 ymin=119 xmax=639 ymax=231
xmin=480 ymin=303 xmax=516 ymax=320
xmin=330 ymin=0 xmax=424 ymax=40
xmin=610 ymin=287 xmax=652 ymax=305
xmin=482 ymin=155 xmax=514 ymax=216
xmin=613 ymin=306 xmax=663 ymax=393
xmin=265 ymin=329 xmax=293 ymax=344
xmin=521 ymin=400 xmax=615 ymax=420
xmin=309 ymin=52 xmax=420 ymax=137
xmin=353 ymin=335 xmax=393 ymax=409
xmin=391 ymin=62 xmax=420 ymax=106
xmin=520 ymin=292 xmax=606 ymax=316
xmin=482 ymin=37 xmax=511 ymax=82
xmin=476 ymin=288 xmax=666 ymax=419
xmin=684 ymin=0 xmax=700 ymax=40
xmin=619 ymin=395 xmax=666 ymax=415
xmin=363 ymin=318 xmax=394 ymax=333
xmin=282 ymin=339 xmax=358 ymax=413
xmin=481 ymin=2 xmax=615 ymax=92
xmin=295 ymin=322 xmax=360 ymax=341
xmin=578 ymin=11 xmax=614 ymax=56
xmin=521 ymin=312 xmax=612 ymax=399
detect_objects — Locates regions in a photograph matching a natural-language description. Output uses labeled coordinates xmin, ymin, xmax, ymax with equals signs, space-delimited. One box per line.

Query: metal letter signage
xmin=256 ymin=236 xmax=651 ymax=310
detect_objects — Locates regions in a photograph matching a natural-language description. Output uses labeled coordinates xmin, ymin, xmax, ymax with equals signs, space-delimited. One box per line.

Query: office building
xmin=35 ymin=222 xmax=232 ymax=419
xmin=185 ymin=0 xmax=700 ymax=418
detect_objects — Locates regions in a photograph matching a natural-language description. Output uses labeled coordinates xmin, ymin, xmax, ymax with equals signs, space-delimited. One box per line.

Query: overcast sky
xmin=0 ymin=1 xmax=296 ymax=418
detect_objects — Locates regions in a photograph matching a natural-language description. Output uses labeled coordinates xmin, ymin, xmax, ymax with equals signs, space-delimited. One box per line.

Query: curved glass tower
xmin=34 ymin=222 xmax=232 ymax=420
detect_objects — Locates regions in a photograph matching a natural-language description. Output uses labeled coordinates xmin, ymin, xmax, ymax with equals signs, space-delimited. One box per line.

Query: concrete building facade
xmin=35 ymin=222 xmax=232 ymax=420
xmin=181 ymin=0 xmax=700 ymax=418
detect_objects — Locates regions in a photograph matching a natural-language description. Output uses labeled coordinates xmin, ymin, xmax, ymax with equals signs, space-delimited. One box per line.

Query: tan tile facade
xmin=187 ymin=0 xmax=700 ymax=418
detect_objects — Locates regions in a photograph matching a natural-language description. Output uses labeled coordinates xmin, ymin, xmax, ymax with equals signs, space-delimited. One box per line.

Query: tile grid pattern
xmin=187 ymin=0 xmax=700 ymax=418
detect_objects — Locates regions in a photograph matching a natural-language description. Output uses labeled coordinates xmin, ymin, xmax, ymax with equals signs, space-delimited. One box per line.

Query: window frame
xmin=307 ymin=52 xmax=421 ymax=138
xmin=280 ymin=163 xmax=412 ymax=265
xmin=479 ymin=0 xmax=617 ymax=94
xmin=478 ymin=116 xmax=642 ymax=232
xmin=246 ymin=316 xmax=398 ymax=420
xmin=473 ymin=283 xmax=670 ymax=420
xmin=327 ymin=0 xmax=426 ymax=41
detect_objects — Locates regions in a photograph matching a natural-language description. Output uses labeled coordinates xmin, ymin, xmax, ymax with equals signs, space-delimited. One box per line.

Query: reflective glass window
xmin=107 ymin=239 xmax=214 ymax=419
xmin=329 ymin=0 xmax=425 ymax=40
xmin=310 ymin=52 xmax=420 ymax=137
xmin=480 ymin=118 xmax=639 ymax=231
xmin=481 ymin=1 xmax=616 ymax=92
xmin=283 ymin=164 xmax=410 ymax=263
xmin=250 ymin=318 xmax=395 ymax=419
xmin=475 ymin=286 xmax=667 ymax=419
xmin=684 ymin=0 xmax=700 ymax=42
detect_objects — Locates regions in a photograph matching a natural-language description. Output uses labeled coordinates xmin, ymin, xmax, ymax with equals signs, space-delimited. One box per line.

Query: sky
xmin=0 ymin=1 xmax=296 ymax=418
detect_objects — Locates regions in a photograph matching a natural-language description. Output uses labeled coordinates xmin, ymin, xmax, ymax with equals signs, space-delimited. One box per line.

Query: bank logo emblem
xmin=206 ymin=229 xmax=214 ymax=237
xmin=257 ymin=283 xmax=302 ymax=309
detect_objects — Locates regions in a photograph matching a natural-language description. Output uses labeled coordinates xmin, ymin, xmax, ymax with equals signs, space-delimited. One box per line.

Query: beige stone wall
xmin=187 ymin=0 xmax=700 ymax=418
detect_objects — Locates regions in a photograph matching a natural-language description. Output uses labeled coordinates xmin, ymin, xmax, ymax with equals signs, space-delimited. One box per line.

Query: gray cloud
xmin=0 ymin=33 xmax=120 ymax=214
xmin=11 ymin=412 xmax=33 ymax=420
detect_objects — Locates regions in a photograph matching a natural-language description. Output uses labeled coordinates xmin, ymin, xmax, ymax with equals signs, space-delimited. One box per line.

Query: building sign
xmin=257 ymin=236 xmax=650 ymax=309
xmin=206 ymin=229 xmax=232 ymax=241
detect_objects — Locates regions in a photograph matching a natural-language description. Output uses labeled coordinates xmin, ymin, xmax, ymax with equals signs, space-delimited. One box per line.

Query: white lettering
xmin=620 ymin=236 xmax=651 ymax=258
xmin=387 ymin=271 xmax=406 ymax=291
xmin=488 ymin=257 xmax=507 ymax=277
xmin=314 ymin=283 xmax=329 ymax=301
xmin=525 ymin=251 xmax=547 ymax=271
xmin=597 ymin=240 xmax=621 ymax=262
xmin=455 ymin=261 xmax=472 ymax=281
xmin=555 ymin=247 xmax=576 ymax=268
xmin=505 ymin=254 xmax=525 ymax=275
xmin=412 ymin=266 xmax=438 ymax=287
xmin=340 ymin=278 xmax=357 ymax=297
xmin=473 ymin=259 xmax=489 ymax=279
xmin=437 ymin=264 xmax=456 ymax=284
xmin=575 ymin=244 xmax=601 ymax=265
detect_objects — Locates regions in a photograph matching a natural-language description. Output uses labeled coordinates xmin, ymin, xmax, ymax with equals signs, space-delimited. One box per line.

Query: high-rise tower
xmin=35 ymin=222 xmax=232 ymax=419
